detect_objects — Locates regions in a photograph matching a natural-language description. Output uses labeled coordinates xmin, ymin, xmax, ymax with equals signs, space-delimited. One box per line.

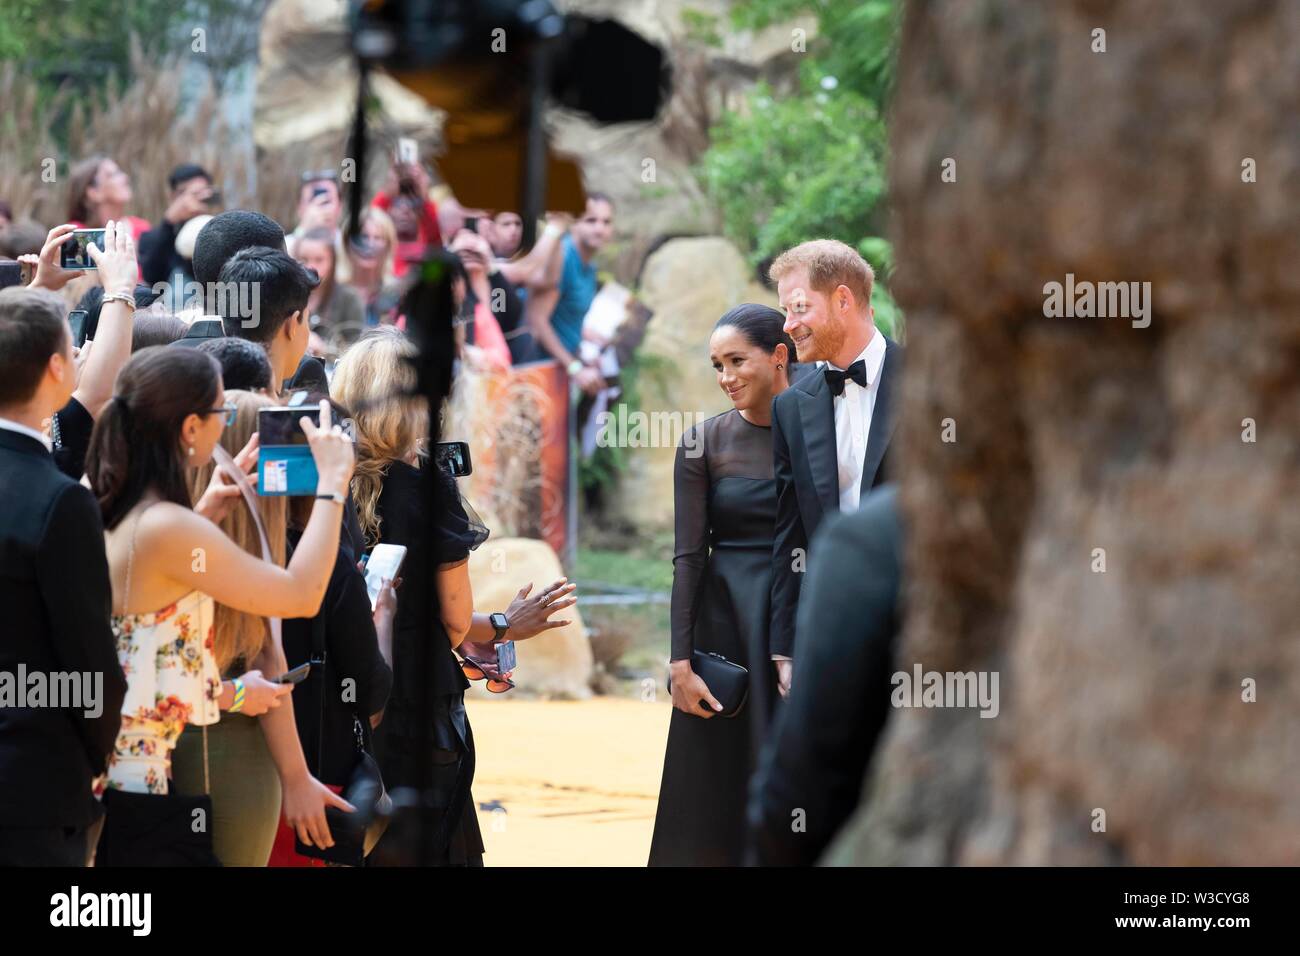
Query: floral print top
xmin=106 ymin=590 xmax=222 ymax=794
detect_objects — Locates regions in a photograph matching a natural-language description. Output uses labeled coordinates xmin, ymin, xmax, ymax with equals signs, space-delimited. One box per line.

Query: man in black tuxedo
xmin=748 ymin=486 xmax=902 ymax=865
xmin=768 ymin=239 xmax=902 ymax=694
xmin=0 ymin=287 xmax=127 ymax=865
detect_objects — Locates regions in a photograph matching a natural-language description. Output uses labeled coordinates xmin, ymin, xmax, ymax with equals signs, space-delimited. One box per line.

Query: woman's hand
xmin=194 ymin=433 xmax=259 ymax=524
xmin=301 ymin=399 xmax=355 ymax=492
xmin=282 ymin=772 xmax=355 ymax=849
xmin=86 ymin=219 xmax=139 ymax=297
xmin=26 ymin=223 xmax=78 ymax=292
xmin=373 ymin=576 xmax=398 ymax=625
xmin=669 ymin=659 xmax=722 ymax=718
xmin=231 ymin=669 xmax=292 ymax=716
xmin=503 ymin=578 xmax=577 ymax=641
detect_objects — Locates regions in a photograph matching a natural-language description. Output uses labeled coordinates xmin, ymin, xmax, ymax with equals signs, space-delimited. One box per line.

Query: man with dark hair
xmin=216 ymin=245 xmax=318 ymax=393
xmin=192 ymin=209 xmax=287 ymax=286
xmin=138 ymin=163 xmax=215 ymax=286
xmin=526 ymin=193 xmax=614 ymax=395
xmin=198 ymin=335 xmax=274 ymax=393
xmin=0 ymin=287 xmax=127 ymax=865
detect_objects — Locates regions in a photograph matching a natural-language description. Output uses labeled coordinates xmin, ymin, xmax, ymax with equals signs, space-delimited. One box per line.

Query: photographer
xmin=371 ymin=158 xmax=441 ymax=274
xmin=138 ymin=164 xmax=217 ymax=287
xmin=292 ymin=171 xmax=344 ymax=243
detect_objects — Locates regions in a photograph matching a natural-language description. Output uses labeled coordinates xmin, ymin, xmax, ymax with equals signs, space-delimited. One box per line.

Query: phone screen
xmin=259 ymin=406 xmax=320 ymax=446
xmin=435 ymin=440 xmax=472 ymax=477
xmin=61 ymin=230 xmax=105 ymax=270
xmin=68 ymin=310 xmax=89 ymax=348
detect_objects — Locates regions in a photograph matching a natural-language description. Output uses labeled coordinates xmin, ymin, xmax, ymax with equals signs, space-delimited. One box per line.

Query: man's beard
xmin=799 ymin=319 xmax=846 ymax=363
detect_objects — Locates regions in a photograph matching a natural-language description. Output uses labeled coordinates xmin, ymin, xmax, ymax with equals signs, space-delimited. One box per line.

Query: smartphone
xmin=496 ymin=640 xmax=517 ymax=673
xmin=68 ymin=310 xmax=89 ymax=348
xmin=203 ymin=188 xmax=223 ymax=207
xmin=397 ymin=137 xmax=419 ymax=165
xmin=258 ymin=405 xmax=322 ymax=496
xmin=462 ymin=215 xmax=480 ymax=234
xmin=276 ymin=662 xmax=312 ymax=685
xmin=435 ymin=440 xmax=472 ymax=477
xmin=0 ymin=259 xmax=24 ymax=291
xmin=60 ymin=229 xmax=105 ymax=270
xmin=365 ymin=543 xmax=407 ymax=610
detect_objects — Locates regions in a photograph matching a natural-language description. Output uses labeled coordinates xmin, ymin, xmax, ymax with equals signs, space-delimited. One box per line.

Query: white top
xmin=0 ymin=416 xmax=53 ymax=453
xmin=822 ymin=330 xmax=887 ymax=513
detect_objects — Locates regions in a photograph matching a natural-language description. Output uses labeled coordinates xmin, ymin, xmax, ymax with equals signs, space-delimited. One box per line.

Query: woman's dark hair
xmin=713 ymin=303 xmax=796 ymax=365
xmin=131 ymin=313 xmax=189 ymax=351
xmin=66 ymin=156 xmax=109 ymax=224
xmin=86 ymin=346 xmax=222 ymax=530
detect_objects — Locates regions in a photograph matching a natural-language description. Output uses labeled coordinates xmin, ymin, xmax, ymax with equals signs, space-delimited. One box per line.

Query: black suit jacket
xmin=769 ymin=336 xmax=902 ymax=657
xmin=748 ymin=485 xmax=902 ymax=866
xmin=0 ymin=428 xmax=127 ymax=828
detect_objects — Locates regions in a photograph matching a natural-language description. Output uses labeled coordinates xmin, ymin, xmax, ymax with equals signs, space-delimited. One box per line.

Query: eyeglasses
xmin=205 ymin=402 xmax=236 ymax=426
xmin=300 ymin=169 xmax=339 ymax=183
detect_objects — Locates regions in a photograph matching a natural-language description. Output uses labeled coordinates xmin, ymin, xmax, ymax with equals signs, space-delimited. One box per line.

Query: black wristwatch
xmin=490 ymin=612 xmax=510 ymax=643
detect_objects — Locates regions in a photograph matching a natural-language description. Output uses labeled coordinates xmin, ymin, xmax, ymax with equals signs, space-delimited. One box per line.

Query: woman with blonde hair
xmin=332 ymin=326 xmax=485 ymax=865
xmin=339 ymin=207 xmax=401 ymax=327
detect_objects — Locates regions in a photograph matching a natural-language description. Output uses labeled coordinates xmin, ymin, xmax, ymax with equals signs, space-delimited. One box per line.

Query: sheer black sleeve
xmin=669 ymin=425 xmax=710 ymax=661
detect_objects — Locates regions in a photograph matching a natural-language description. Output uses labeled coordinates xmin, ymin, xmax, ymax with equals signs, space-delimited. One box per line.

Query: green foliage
xmin=700 ymin=80 xmax=888 ymax=264
xmin=698 ymin=0 xmax=905 ymax=338
xmin=730 ymin=0 xmax=900 ymax=103
xmin=0 ymin=0 xmax=263 ymax=112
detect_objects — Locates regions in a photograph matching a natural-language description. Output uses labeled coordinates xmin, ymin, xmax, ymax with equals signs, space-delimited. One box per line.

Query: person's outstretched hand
xmin=502 ymin=578 xmax=578 ymax=641
xmin=26 ymin=223 xmax=78 ymax=292
xmin=195 ymin=433 xmax=260 ymax=524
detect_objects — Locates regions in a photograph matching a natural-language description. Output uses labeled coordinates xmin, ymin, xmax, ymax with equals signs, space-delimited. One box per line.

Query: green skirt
xmin=172 ymin=714 xmax=282 ymax=867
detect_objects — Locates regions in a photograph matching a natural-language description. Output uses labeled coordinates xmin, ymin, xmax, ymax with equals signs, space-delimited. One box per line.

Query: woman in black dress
xmin=649 ymin=304 xmax=796 ymax=866
xmin=332 ymin=327 xmax=487 ymax=865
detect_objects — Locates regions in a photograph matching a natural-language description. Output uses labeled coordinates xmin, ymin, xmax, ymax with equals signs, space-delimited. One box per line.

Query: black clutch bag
xmin=295 ymin=736 xmax=392 ymax=867
xmin=676 ymin=650 xmax=749 ymax=718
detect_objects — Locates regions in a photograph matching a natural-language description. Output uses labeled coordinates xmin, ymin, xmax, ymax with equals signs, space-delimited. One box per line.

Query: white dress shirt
xmin=0 ymin=416 xmax=54 ymax=453
xmin=822 ymin=330 xmax=887 ymax=513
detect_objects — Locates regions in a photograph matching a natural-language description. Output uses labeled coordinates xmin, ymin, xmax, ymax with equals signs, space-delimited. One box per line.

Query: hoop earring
xmin=776 ymin=363 xmax=784 ymax=370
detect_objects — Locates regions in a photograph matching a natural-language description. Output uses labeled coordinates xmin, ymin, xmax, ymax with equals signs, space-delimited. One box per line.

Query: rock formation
xmin=467 ymin=537 xmax=595 ymax=699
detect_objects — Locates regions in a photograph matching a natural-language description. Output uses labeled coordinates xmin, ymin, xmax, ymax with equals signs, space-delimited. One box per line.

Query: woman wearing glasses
xmin=85 ymin=347 xmax=355 ymax=859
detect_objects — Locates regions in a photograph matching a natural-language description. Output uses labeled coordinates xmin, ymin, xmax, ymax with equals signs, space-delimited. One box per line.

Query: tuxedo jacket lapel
xmin=796 ymin=369 xmax=840 ymax=515
xmin=861 ymin=337 xmax=901 ymax=493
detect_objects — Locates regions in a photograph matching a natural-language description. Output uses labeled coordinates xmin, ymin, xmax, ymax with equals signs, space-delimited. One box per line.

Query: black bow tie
xmin=824 ymin=359 xmax=867 ymax=396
